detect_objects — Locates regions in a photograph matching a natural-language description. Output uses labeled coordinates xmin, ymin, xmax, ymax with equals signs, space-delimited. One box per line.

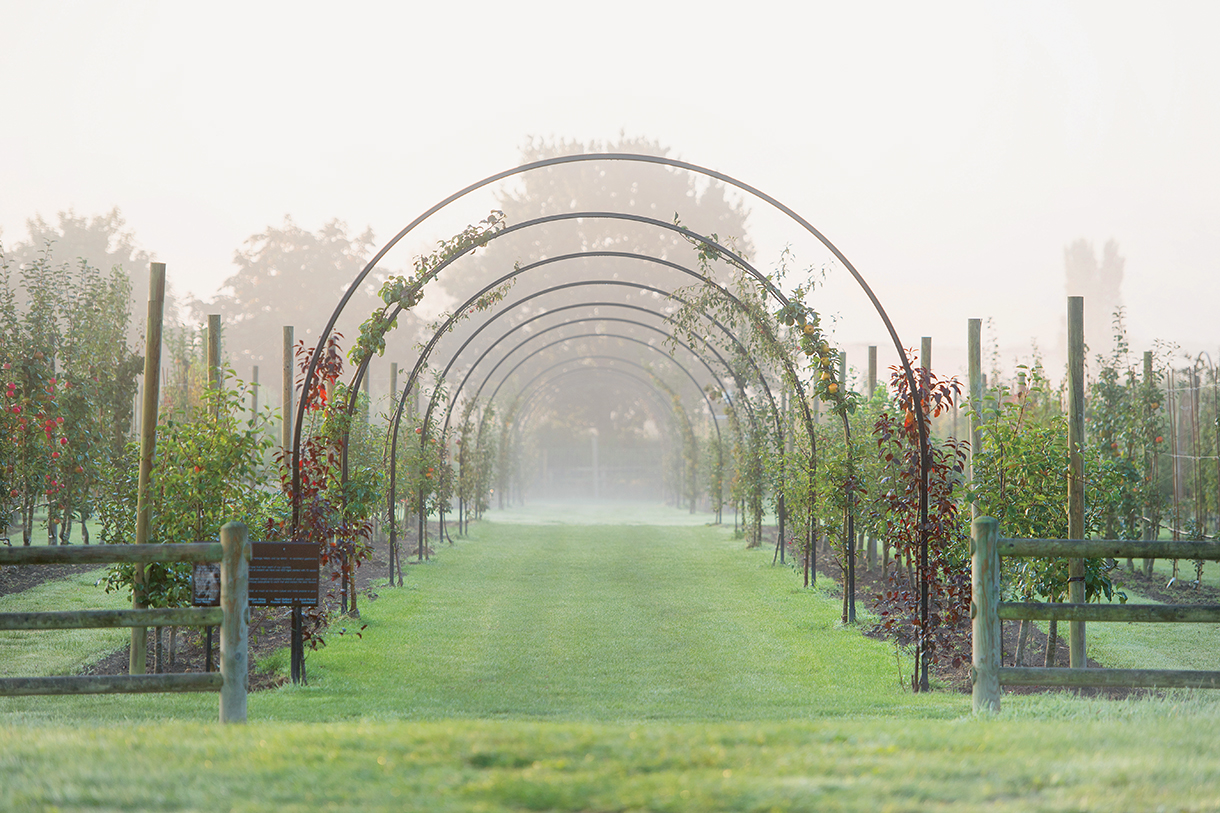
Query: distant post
xmin=866 ymin=346 xmax=878 ymax=571
xmin=207 ymin=315 xmax=221 ymax=420
xmin=251 ymin=365 xmax=260 ymax=427
xmin=867 ymin=346 xmax=877 ymax=398
xmin=1067 ymin=297 xmax=1086 ymax=668
xmin=131 ymin=262 xmax=166 ymax=675
xmin=283 ymin=325 xmax=303 ymax=685
xmin=282 ymin=327 xmax=294 ymax=452
xmin=968 ymin=319 xmax=982 ymax=519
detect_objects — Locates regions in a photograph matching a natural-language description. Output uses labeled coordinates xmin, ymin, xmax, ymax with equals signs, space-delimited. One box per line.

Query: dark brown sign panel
xmin=249 ymin=541 xmax=319 ymax=606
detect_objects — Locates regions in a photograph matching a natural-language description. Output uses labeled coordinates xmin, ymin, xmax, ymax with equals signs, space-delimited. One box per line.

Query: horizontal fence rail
xmin=3 ymin=674 xmax=225 ymax=696
xmin=998 ymin=602 xmax=1220 ymax=623
xmin=998 ymin=538 xmax=1220 ymax=560
xmin=0 ymin=608 xmax=225 ymax=630
xmin=0 ymin=542 xmax=223 ymax=566
xmin=0 ymin=525 xmax=248 ymax=723
xmin=972 ymin=516 xmax=1220 ymax=713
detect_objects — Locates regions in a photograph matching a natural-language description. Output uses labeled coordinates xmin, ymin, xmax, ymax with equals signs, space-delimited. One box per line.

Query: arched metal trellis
xmin=294 ymin=154 xmax=935 ymax=690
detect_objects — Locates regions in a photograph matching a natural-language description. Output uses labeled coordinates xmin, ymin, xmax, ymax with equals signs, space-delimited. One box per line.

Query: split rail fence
xmin=971 ymin=515 xmax=1220 ymax=713
xmin=0 ymin=521 xmax=250 ymax=723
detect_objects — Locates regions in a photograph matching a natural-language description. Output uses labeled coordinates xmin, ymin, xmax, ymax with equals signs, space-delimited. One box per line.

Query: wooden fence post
xmin=219 ymin=521 xmax=250 ymax=723
xmin=251 ymin=365 xmax=259 ymax=427
xmin=282 ymin=326 xmax=294 ymax=452
xmin=207 ymin=314 xmax=221 ymax=419
xmin=1067 ymin=297 xmax=1086 ymax=668
xmin=131 ymin=262 xmax=165 ymax=675
xmin=866 ymin=346 xmax=878 ymax=572
xmin=972 ymin=515 xmax=1001 ymax=713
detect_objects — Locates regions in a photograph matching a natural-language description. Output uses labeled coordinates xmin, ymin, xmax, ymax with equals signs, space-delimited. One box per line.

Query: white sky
xmin=3 ymin=0 xmax=1219 ymax=377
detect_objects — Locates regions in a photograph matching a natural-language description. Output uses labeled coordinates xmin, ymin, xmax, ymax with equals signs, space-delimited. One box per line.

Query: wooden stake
xmin=968 ymin=319 xmax=983 ymax=519
xmin=971 ymin=515 xmax=1001 ymax=712
xmin=919 ymin=335 xmax=932 ymax=692
xmin=282 ymin=327 xmax=294 ymax=453
xmin=207 ymin=314 xmax=221 ymax=420
xmin=131 ymin=263 xmax=165 ymax=675
xmin=1067 ymin=296 xmax=1086 ymax=668
xmin=218 ymin=521 xmax=249 ymax=724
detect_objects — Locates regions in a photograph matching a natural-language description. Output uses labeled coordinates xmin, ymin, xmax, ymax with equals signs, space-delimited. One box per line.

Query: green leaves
xmin=351 ymin=211 xmax=506 ymax=369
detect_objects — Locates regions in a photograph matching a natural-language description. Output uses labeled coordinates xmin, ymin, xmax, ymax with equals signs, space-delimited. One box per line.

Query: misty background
xmin=3 ymin=1 xmax=1218 ymax=392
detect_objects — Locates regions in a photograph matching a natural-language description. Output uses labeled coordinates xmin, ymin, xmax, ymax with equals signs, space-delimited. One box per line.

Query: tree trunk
xmin=22 ymin=499 xmax=34 ymax=546
xmin=1014 ymin=619 xmax=1031 ymax=666
xmin=1044 ymin=619 xmax=1058 ymax=667
xmin=154 ymin=626 xmax=164 ymax=673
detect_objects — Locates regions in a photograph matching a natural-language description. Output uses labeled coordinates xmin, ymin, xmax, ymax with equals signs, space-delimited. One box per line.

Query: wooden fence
xmin=0 ymin=521 xmax=250 ymax=723
xmin=971 ymin=516 xmax=1220 ymax=713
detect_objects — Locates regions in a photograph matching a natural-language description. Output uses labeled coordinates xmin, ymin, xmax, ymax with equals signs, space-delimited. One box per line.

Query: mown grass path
xmin=4 ymin=507 xmax=1220 ymax=811
xmin=323 ymin=516 xmax=960 ymax=722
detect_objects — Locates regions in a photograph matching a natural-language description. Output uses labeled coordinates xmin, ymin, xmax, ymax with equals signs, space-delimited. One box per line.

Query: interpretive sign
xmin=249 ymin=541 xmax=319 ymax=606
xmin=191 ymin=562 xmax=221 ymax=607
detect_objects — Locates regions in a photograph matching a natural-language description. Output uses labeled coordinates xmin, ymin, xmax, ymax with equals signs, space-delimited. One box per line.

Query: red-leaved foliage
xmin=871 ymin=355 xmax=971 ymax=681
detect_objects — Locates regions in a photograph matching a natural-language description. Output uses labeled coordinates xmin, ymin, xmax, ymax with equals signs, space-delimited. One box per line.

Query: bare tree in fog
xmin=1065 ymin=238 xmax=1124 ymax=354
xmin=190 ymin=217 xmax=421 ymax=371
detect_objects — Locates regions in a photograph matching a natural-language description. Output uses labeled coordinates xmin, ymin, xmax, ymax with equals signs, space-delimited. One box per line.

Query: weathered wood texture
xmin=0 ymin=674 xmax=222 ymax=696
xmin=971 ymin=517 xmax=1001 ymax=713
xmin=999 ymin=538 xmax=1220 ymax=560
xmin=1067 ymin=296 xmax=1086 ymax=668
xmin=999 ymin=667 xmax=1220 ymax=689
xmin=0 ymin=542 xmax=222 ymax=566
xmin=219 ymin=521 xmax=250 ymax=723
xmin=133 ymin=262 xmax=167 ymax=675
xmin=0 ymin=608 xmax=223 ymax=630
xmin=282 ymin=325 xmax=294 ymax=452
xmin=207 ymin=313 xmax=221 ymax=420
xmin=974 ymin=521 xmax=1220 ymax=704
xmin=999 ymin=602 xmax=1220 ymax=623
xmin=967 ymin=318 xmax=982 ymax=520
xmin=1 ymin=525 xmax=248 ymax=722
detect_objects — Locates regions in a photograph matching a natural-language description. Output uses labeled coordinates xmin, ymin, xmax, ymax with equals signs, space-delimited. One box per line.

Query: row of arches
xmin=287 ymin=154 xmax=935 ymax=690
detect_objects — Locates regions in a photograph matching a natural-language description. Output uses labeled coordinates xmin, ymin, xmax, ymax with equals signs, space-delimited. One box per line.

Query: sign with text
xmin=249 ymin=541 xmax=319 ymax=606
xmin=191 ymin=562 xmax=221 ymax=607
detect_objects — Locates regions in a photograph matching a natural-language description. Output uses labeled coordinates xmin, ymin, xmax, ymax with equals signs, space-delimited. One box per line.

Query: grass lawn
xmin=3 ymin=501 xmax=1220 ymax=810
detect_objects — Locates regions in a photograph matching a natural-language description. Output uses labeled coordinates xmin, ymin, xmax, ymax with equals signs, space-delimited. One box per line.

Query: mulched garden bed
xmin=772 ymin=529 xmax=1213 ymax=699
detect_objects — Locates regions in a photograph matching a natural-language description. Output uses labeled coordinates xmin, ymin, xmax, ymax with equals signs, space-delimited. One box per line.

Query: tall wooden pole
xmin=1143 ymin=351 xmax=1156 ymax=575
xmin=971 ymin=516 xmax=1001 ymax=713
xmin=207 ymin=315 xmax=221 ymax=420
xmin=968 ymin=319 xmax=983 ymax=519
xmin=282 ymin=327 xmax=294 ymax=452
xmin=919 ymin=335 xmax=932 ymax=691
xmin=1068 ymin=296 xmax=1087 ymax=668
xmin=219 ymin=521 xmax=250 ymax=724
xmin=131 ymin=262 xmax=166 ymax=675
xmin=867 ymin=346 xmax=877 ymax=398
xmin=251 ymin=365 xmax=259 ymax=426
xmin=866 ymin=346 xmax=878 ymax=571
xmin=282 ymin=325 xmax=302 ymax=685
xmin=389 ymin=360 xmax=400 ymax=582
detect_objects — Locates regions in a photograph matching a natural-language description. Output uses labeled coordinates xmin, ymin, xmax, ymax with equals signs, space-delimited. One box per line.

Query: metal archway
xmin=298 ymin=154 xmax=934 ymax=690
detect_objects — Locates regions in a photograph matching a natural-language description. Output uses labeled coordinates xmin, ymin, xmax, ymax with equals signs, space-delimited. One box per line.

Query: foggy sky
xmin=3 ymin=1 xmax=1218 ymax=378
